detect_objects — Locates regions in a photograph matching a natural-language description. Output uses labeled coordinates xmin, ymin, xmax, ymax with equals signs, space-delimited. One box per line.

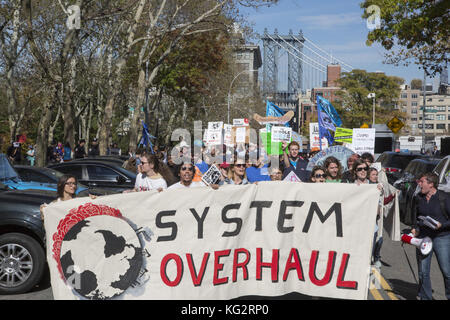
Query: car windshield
xmin=387 ymin=155 xmax=417 ymax=169
xmin=0 ymin=154 xmax=20 ymax=181
xmin=40 ymin=167 xmax=64 ymax=180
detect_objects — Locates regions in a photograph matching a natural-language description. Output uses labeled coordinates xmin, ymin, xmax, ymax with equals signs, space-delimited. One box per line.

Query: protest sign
xmin=309 ymin=122 xmax=328 ymax=151
xmin=283 ymin=171 xmax=301 ymax=182
xmin=233 ymin=118 xmax=249 ymax=126
xmin=306 ymin=145 xmax=356 ymax=171
xmin=201 ymin=165 xmax=222 ymax=186
xmin=223 ymin=124 xmax=233 ymax=146
xmin=271 ymin=127 xmax=292 ymax=143
xmin=206 ymin=122 xmax=223 ymax=146
xmin=232 ymin=126 xmax=250 ymax=144
xmin=350 ymin=128 xmax=375 ymax=155
xmin=43 ymin=182 xmax=379 ymax=300
xmin=259 ymin=130 xmax=283 ymax=155
xmin=334 ymin=128 xmax=353 ymax=143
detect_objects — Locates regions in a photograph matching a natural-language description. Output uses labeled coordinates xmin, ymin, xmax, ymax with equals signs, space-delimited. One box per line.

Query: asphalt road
xmin=0 ymin=222 xmax=446 ymax=301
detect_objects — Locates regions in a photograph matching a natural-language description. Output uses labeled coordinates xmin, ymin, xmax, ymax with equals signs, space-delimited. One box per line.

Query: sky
xmin=240 ymin=0 xmax=441 ymax=90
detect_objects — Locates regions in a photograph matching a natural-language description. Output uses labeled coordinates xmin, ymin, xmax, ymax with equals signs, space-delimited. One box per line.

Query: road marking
xmin=371 ymin=267 xmax=399 ymax=300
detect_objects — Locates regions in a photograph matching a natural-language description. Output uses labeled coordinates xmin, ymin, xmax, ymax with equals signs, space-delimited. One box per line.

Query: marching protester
xmin=246 ymin=155 xmax=271 ymax=182
xmin=88 ymin=137 xmax=100 ymax=156
xmin=63 ymin=142 xmax=72 ymax=162
xmin=309 ymin=165 xmax=326 ymax=183
xmin=218 ymin=162 xmax=230 ymax=183
xmin=125 ymin=153 xmax=175 ymax=192
xmin=167 ymin=162 xmax=205 ymax=189
xmin=342 ymin=153 xmax=360 ymax=182
xmin=323 ymin=156 xmax=343 ymax=183
xmin=361 ymin=152 xmax=375 ymax=167
xmin=411 ymin=173 xmax=450 ymax=300
xmin=7 ymin=142 xmax=22 ymax=164
xmin=40 ymin=174 xmax=96 ymax=220
xmin=219 ymin=156 xmax=250 ymax=186
xmin=269 ymin=167 xmax=283 ymax=181
xmin=26 ymin=144 xmax=35 ymax=166
xmin=281 ymin=141 xmax=309 ymax=182
xmin=74 ymin=139 xmax=86 ymax=159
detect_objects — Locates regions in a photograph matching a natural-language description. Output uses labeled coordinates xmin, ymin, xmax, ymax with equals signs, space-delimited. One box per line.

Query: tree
xmin=333 ymin=69 xmax=406 ymax=128
xmin=410 ymin=78 xmax=423 ymax=90
xmin=361 ymin=0 xmax=449 ymax=76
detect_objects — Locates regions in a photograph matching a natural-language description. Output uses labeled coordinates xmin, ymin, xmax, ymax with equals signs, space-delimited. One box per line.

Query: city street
xmin=0 ymin=223 xmax=446 ymax=301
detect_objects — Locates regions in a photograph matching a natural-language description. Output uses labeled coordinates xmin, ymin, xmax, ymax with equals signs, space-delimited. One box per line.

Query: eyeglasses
xmin=65 ymin=182 xmax=77 ymax=186
xmin=181 ymin=166 xmax=193 ymax=171
xmin=234 ymin=164 xmax=246 ymax=168
xmin=314 ymin=174 xmax=326 ymax=178
xmin=356 ymin=167 xmax=369 ymax=172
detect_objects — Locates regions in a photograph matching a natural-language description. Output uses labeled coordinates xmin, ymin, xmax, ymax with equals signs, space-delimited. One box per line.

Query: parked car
xmin=47 ymin=160 xmax=136 ymax=193
xmin=0 ymin=182 xmax=55 ymax=294
xmin=0 ymin=154 xmax=88 ymax=195
xmin=71 ymin=155 xmax=127 ymax=166
xmin=14 ymin=165 xmax=113 ymax=196
xmin=376 ymin=151 xmax=428 ymax=185
xmin=393 ymin=158 xmax=441 ymax=225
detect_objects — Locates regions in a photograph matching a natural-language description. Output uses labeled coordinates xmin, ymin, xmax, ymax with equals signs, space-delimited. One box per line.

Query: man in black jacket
xmin=74 ymin=139 xmax=86 ymax=159
xmin=88 ymin=138 xmax=100 ymax=156
xmin=412 ymin=172 xmax=450 ymax=300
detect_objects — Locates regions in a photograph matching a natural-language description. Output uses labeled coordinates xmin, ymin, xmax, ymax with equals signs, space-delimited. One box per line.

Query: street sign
xmin=387 ymin=117 xmax=404 ymax=133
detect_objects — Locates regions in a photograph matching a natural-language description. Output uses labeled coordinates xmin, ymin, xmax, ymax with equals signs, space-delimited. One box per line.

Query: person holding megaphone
xmin=410 ymin=173 xmax=450 ymax=300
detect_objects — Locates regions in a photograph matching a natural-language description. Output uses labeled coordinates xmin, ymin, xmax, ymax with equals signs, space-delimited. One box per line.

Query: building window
xmin=436 ymin=114 xmax=446 ymax=120
xmin=411 ymin=93 xmax=418 ymax=99
xmin=411 ymin=118 xmax=417 ymax=121
xmin=437 ymin=124 xmax=446 ymax=130
xmin=401 ymin=93 xmax=407 ymax=99
xmin=411 ymin=102 xmax=418 ymax=107
xmin=411 ymin=108 xmax=417 ymax=114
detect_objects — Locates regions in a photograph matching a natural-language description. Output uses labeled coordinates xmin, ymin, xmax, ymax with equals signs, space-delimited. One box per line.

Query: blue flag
xmin=139 ymin=121 xmax=156 ymax=154
xmin=266 ymin=101 xmax=290 ymax=130
xmin=317 ymin=97 xmax=336 ymax=149
xmin=317 ymin=96 xmax=342 ymax=127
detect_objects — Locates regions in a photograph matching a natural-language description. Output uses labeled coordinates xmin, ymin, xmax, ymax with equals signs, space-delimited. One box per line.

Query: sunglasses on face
xmin=181 ymin=166 xmax=193 ymax=171
xmin=356 ymin=167 xmax=369 ymax=172
xmin=314 ymin=174 xmax=326 ymax=178
xmin=235 ymin=164 xmax=246 ymax=168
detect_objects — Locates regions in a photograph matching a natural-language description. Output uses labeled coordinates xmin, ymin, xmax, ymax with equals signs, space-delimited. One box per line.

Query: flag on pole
xmin=266 ymin=101 xmax=290 ymax=131
xmin=139 ymin=121 xmax=156 ymax=154
xmin=317 ymin=96 xmax=342 ymax=127
xmin=317 ymin=96 xmax=337 ymax=149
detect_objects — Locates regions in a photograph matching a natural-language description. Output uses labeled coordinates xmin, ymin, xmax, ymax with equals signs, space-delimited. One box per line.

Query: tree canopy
xmin=361 ymin=0 xmax=449 ymax=76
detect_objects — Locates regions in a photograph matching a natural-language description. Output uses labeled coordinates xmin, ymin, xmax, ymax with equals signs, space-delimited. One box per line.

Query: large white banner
xmin=43 ymin=182 xmax=379 ymax=300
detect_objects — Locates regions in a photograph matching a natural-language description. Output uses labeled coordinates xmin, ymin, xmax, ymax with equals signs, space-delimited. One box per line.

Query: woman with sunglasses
xmin=168 ymin=162 xmax=205 ymax=189
xmin=126 ymin=153 xmax=175 ymax=192
xmin=309 ymin=166 xmax=326 ymax=183
xmin=219 ymin=157 xmax=249 ymax=186
xmin=352 ymin=159 xmax=370 ymax=185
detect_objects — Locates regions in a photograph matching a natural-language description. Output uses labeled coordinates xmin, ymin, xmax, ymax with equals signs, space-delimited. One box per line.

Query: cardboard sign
xmin=233 ymin=118 xmax=249 ymax=126
xmin=350 ymin=128 xmax=376 ymax=155
xmin=283 ymin=171 xmax=301 ymax=182
xmin=271 ymin=126 xmax=292 ymax=143
xmin=309 ymin=122 xmax=328 ymax=151
xmin=201 ymin=165 xmax=222 ymax=186
xmin=223 ymin=124 xmax=233 ymax=146
xmin=231 ymin=126 xmax=250 ymax=144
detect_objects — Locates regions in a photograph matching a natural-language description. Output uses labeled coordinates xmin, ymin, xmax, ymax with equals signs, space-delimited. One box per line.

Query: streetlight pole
xmin=367 ymin=92 xmax=376 ymax=127
xmin=421 ymin=69 xmax=426 ymax=153
xmin=227 ymin=69 xmax=257 ymax=124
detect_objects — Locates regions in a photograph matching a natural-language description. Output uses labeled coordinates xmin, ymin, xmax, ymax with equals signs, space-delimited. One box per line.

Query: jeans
xmin=372 ymin=233 xmax=383 ymax=262
xmin=416 ymin=233 xmax=450 ymax=300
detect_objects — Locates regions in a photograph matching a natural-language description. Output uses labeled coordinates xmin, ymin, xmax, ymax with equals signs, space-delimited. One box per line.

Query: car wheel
xmin=0 ymin=233 xmax=45 ymax=294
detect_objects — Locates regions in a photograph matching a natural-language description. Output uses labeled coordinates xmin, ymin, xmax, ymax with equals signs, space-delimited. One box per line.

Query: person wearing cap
xmin=74 ymin=139 xmax=86 ymax=159
xmin=88 ymin=137 xmax=100 ymax=156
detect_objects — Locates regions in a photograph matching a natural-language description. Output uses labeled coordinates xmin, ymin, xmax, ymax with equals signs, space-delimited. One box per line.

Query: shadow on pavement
xmin=387 ymin=279 xmax=418 ymax=300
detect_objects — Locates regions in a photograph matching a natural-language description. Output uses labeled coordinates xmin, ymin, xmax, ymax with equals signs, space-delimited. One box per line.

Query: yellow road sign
xmin=361 ymin=123 xmax=369 ymax=128
xmin=387 ymin=117 xmax=404 ymax=133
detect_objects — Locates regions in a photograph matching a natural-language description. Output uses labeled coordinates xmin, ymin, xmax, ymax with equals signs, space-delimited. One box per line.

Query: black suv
xmin=393 ymin=158 xmax=441 ymax=225
xmin=0 ymin=182 xmax=56 ymax=294
xmin=48 ymin=160 xmax=136 ymax=193
xmin=376 ymin=152 xmax=428 ymax=185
